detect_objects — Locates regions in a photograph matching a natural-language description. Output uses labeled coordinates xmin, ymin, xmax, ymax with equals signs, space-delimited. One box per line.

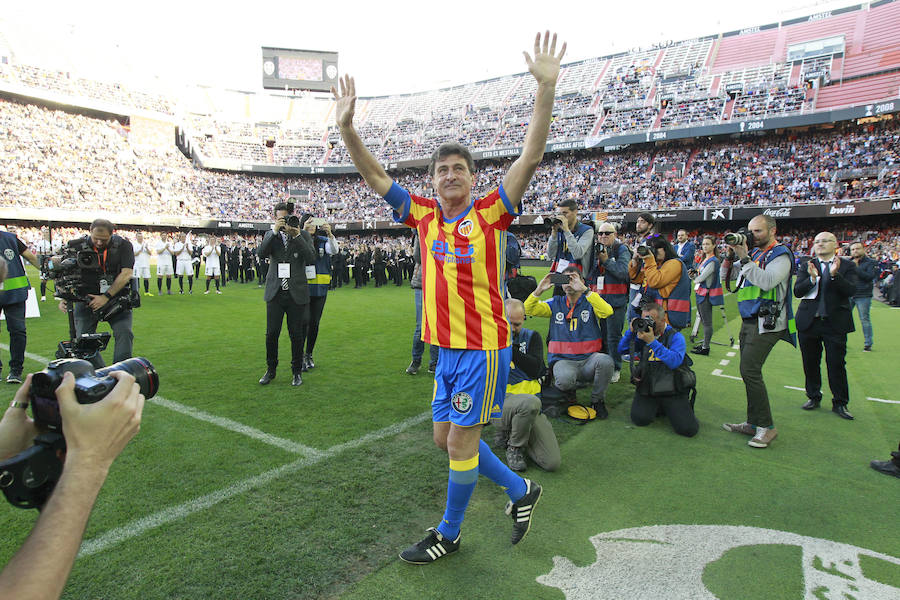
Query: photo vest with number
xmin=695 ymin=256 xmax=724 ymax=306
xmin=0 ymin=232 xmax=29 ymax=305
xmin=307 ymin=235 xmax=332 ymax=297
xmin=546 ymin=294 xmax=604 ymax=364
xmin=550 ymin=223 xmax=593 ymax=272
xmin=640 ymin=260 xmax=692 ymax=329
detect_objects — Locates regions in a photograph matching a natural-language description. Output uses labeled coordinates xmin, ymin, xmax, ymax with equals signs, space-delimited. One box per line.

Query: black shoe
xmin=591 ymin=400 xmax=609 ymax=420
xmin=802 ymin=398 xmax=821 ymax=410
xmin=292 ymin=373 xmax=303 ymax=386
xmin=406 ymin=361 xmax=421 ymax=375
xmin=6 ymin=371 xmax=22 ymax=384
xmin=399 ymin=527 xmax=460 ymax=564
xmin=506 ymin=479 xmax=542 ymax=545
xmin=305 ymin=354 xmax=315 ymax=370
xmin=870 ymin=459 xmax=900 ymax=478
xmin=259 ymin=370 xmax=275 ymax=385
xmin=427 ymin=363 xmax=437 ymax=374
xmin=832 ymin=404 xmax=854 ymax=420
xmin=863 ymin=345 xmax=872 ymax=352
xmin=690 ymin=347 xmax=710 ymax=356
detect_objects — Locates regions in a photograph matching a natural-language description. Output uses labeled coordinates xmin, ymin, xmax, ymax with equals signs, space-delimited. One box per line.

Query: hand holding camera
xmin=631 ymin=316 xmax=656 ymax=343
xmin=724 ymin=228 xmax=752 ymax=260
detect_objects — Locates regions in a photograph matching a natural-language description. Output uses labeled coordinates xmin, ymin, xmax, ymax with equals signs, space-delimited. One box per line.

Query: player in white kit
xmin=132 ymin=232 xmax=153 ymax=296
xmin=173 ymin=232 xmax=195 ymax=294
xmin=155 ymin=233 xmax=175 ymax=295
xmin=202 ymin=236 xmax=223 ymax=294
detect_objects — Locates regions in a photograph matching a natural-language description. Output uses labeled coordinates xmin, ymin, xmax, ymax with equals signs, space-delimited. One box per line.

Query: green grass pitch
xmin=0 ymin=265 xmax=897 ymax=599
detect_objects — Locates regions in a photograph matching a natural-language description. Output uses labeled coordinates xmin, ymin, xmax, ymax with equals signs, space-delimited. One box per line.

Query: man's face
xmin=850 ymin=243 xmax=865 ymax=259
xmin=90 ymin=227 xmax=112 ymax=250
xmin=178 ymin=233 xmax=186 ymax=242
xmin=747 ymin=217 xmax=773 ymax=248
xmin=136 ymin=233 xmax=143 ymax=243
xmin=557 ymin=206 xmax=577 ymax=228
xmin=677 ymin=230 xmax=687 ymax=243
xmin=508 ymin=308 xmax=525 ymax=335
xmin=431 ymin=154 xmax=473 ymax=205
xmin=596 ymin=226 xmax=617 ymax=245
xmin=813 ymin=233 xmax=838 ymax=258
xmin=636 ymin=217 xmax=651 ymax=234
xmin=561 ymin=271 xmax=584 ymax=295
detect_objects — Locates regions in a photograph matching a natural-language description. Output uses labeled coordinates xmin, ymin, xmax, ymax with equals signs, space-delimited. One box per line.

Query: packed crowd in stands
xmin=2 ymin=98 xmax=898 ymax=226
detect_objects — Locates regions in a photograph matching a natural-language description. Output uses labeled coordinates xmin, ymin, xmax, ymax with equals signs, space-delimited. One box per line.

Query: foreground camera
xmin=0 ymin=357 xmax=158 ymax=509
xmin=30 ymin=358 xmax=159 ymax=431
xmin=285 ymin=215 xmax=301 ymax=228
xmin=632 ymin=316 xmax=655 ymax=333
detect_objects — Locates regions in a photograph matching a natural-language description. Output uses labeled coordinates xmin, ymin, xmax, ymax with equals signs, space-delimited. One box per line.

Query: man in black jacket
xmin=257 ymin=204 xmax=316 ymax=386
xmin=794 ymin=232 xmax=859 ymax=420
xmin=849 ymin=242 xmax=877 ymax=352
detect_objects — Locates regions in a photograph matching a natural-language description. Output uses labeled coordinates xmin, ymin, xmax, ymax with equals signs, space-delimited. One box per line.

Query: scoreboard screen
xmin=261 ymin=47 xmax=338 ymax=92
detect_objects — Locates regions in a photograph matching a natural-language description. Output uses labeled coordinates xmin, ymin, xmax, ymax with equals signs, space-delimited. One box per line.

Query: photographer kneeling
xmin=618 ymin=302 xmax=699 ymax=437
xmin=57 ymin=220 xmax=136 ymax=366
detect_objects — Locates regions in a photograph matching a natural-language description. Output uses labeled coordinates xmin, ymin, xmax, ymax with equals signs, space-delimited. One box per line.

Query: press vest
xmin=641 ymin=260 xmax=692 ymax=329
xmin=550 ymin=223 xmax=593 ymax=272
xmin=546 ymin=294 xmax=604 ymax=364
xmin=0 ymin=232 xmax=29 ymax=305
xmin=695 ymin=256 xmax=724 ymax=306
xmin=736 ymin=243 xmax=797 ymax=345
xmin=307 ymin=236 xmax=332 ymax=297
xmin=592 ymin=242 xmax=630 ymax=307
xmin=507 ymin=328 xmax=542 ymax=395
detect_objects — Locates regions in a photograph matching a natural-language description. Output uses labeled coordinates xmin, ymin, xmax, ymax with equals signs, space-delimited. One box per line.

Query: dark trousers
xmin=631 ymin=390 xmax=699 ymax=437
xmin=73 ymin=303 xmax=133 ymax=366
xmin=304 ymin=295 xmax=327 ymax=356
xmin=799 ymin=318 xmax=850 ymax=405
xmin=0 ymin=302 xmax=26 ymax=373
xmin=265 ymin=290 xmax=309 ymax=374
xmin=738 ymin=318 xmax=782 ymax=428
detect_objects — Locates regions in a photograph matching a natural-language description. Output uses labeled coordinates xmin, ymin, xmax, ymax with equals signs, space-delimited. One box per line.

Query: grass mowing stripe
xmin=1 ymin=344 xmax=320 ymax=456
xmin=77 ymin=410 xmax=432 ymax=558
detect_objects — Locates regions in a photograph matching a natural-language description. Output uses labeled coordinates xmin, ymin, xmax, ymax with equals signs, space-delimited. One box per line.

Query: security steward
xmin=0 ymin=227 xmax=41 ymax=383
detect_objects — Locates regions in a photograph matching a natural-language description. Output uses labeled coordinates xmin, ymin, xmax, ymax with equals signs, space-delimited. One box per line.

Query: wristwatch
xmin=9 ymin=400 xmax=28 ymax=409
xmin=103 ymin=291 xmax=113 ymax=299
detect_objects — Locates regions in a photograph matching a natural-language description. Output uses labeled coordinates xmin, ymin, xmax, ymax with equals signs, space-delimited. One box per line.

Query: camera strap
xmin=95 ymin=247 xmax=108 ymax=274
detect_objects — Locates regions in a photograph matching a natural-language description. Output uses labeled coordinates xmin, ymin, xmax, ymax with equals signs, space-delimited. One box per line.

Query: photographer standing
xmin=546 ymin=199 xmax=594 ymax=282
xmin=0 ymin=227 xmax=41 ymax=384
xmin=58 ymin=220 xmax=135 ymax=367
xmin=722 ymin=215 xmax=796 ymax=449
xmin=618 ymin=302 xmax=698 ymax=437
xmin=591 ymin=222 xmax=631 ymax=383
xmin=300 ymin=216 xmax=339 ymax=371
xmin=257 ymin=203 xmax=316 ymax=386
xmin=690 ymin=236 xmax=723 ymax=356
xmin=628 ymin=235 xmax=691 ymax=330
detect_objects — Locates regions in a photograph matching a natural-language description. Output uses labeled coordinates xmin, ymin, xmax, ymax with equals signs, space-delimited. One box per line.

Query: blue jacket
xmin=675 ymin=241 xmax=695 ymax=268
xmin=852 ymin=255 xmax=878 ymax=298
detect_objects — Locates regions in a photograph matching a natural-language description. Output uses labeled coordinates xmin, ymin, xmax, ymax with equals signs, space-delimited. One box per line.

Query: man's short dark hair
xmin=641 ymin=301 xmax=666 ymax=319
xmin=637 ymin=212 xmax=655 ymax=226
xmin=562 ymin=264 xmax=585 ymax=282
xmin=428 ymin=142 xmax=475 ymax=177
xmin=274 ymin=202 xmax=295 ymax=215
xmin=90 ymin=219 xmax=115 ymax=233
xmin=557 ymin=199 xmax=578 ymax=211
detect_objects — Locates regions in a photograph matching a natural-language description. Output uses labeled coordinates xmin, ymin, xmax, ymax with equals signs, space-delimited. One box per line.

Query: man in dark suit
xmin=674 ymin=229 xmax=695 ymax=269
xmin=793 ymin=232 xmax=858 ymax=420
xmin=257 ymin=203 xmax=316 ymax=387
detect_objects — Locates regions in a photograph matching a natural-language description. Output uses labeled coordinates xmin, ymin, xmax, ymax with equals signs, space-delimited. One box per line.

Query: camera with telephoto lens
xmin=0 ymin=357 xmax=158 ymax=510
xmin=632 ymin=316 xmax=655 ymax=333
xmin=724 ymin=227 xmax=753 ymax=247
xmin=757 ymin=301 xmax=780 ymax=330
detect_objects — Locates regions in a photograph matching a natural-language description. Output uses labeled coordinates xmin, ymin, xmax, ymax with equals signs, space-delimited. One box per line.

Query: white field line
xmin=732 ymin=344 xmax=740 ymax=350
xmin=711 ymin=368 xmax=742 ymax=381
xmin=726 ymin=352 xmax=736 ymax=357
xmin=784 ymin=386 xmax=806 ymax=392
xmin=867 ymin=397 xmax=900 ymax=404
xmin=718 ymin=359 xmax=730 ymax=366
xmin=78 ymin=411 xmax=431 ymax=557
xmin=2 ymin=345 xmax=319 ymax=456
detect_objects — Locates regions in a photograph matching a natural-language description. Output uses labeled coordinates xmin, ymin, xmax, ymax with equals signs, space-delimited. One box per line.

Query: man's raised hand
xmin=331 ymin=75 xmax=357 ymax=129
xmin=524 ymin=31 xmax=566 ymax=86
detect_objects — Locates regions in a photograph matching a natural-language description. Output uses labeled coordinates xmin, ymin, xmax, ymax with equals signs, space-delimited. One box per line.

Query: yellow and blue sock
xmin=436 ymin=455 xmax=478 ymax=541
xmin=477 ymin=439 xmax=527 ymax=501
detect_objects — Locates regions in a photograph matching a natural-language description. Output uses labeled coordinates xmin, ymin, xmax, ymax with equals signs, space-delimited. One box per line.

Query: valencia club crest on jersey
xmin=457 ymin=219 xmax=474 ymax=237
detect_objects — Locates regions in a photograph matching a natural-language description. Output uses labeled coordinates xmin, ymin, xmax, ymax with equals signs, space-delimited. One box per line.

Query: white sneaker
xmin=216 ymin=290 xmax=222 ymax=294
xmin=610 ymin=370 xmax=621 ymax=383
xmin=40 ymin=296 xmax=46 ymax=301
xmin=204 ymin=290 xmax=210 ymax=295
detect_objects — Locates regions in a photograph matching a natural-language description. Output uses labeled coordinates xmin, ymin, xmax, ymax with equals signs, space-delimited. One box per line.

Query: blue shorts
xmin=432 ymin=347 xmax=511 ymax=427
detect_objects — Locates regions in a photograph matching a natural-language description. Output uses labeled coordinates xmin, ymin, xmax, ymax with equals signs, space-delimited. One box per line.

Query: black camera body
xmin=636 ymin=244 xmax=651 ymax=257
xmin=595 ymin=242 xmax=606 ymax=256
xmin=29 ymin=357 xmax=158 ymax=432
xmin=548 ymin=216 xmax=563 ymax=228
xmin=632 ymin=316 xmax=655 ymax=333
xmin=1 ymin=357 xmax=158 ymax=510
xmin=285 ymin=215 xmax=301 ymax=228
xmin=757 ymin=302 xmax=780 ymax=330
xmin=45 ymin=238 xmax=99 ymax=301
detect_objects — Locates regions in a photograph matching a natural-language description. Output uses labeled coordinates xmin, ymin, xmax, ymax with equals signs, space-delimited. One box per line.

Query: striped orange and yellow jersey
xmin=384 ymin=182 xmax=520 ymax=350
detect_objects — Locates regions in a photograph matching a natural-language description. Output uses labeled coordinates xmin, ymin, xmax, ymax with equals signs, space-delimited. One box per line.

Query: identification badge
xmin=629 ymin=283 xmax=640 ymax=290
xmin=278 ymin=263 xmax=290 ymax=278
xmin=596 ymin=276 xmax=604 ymax=291
xmin=99 ymin=279 xmax=110 ymax=294
xmin=694 ymin=282 xmax=701 ymax=291
xmin=556 ymin=259 xmax=571 ymax=273
xmin=305 ymin=265 xmax=316 ymax=279
xmin=631 ymin=292 xmax=642 ymax=308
